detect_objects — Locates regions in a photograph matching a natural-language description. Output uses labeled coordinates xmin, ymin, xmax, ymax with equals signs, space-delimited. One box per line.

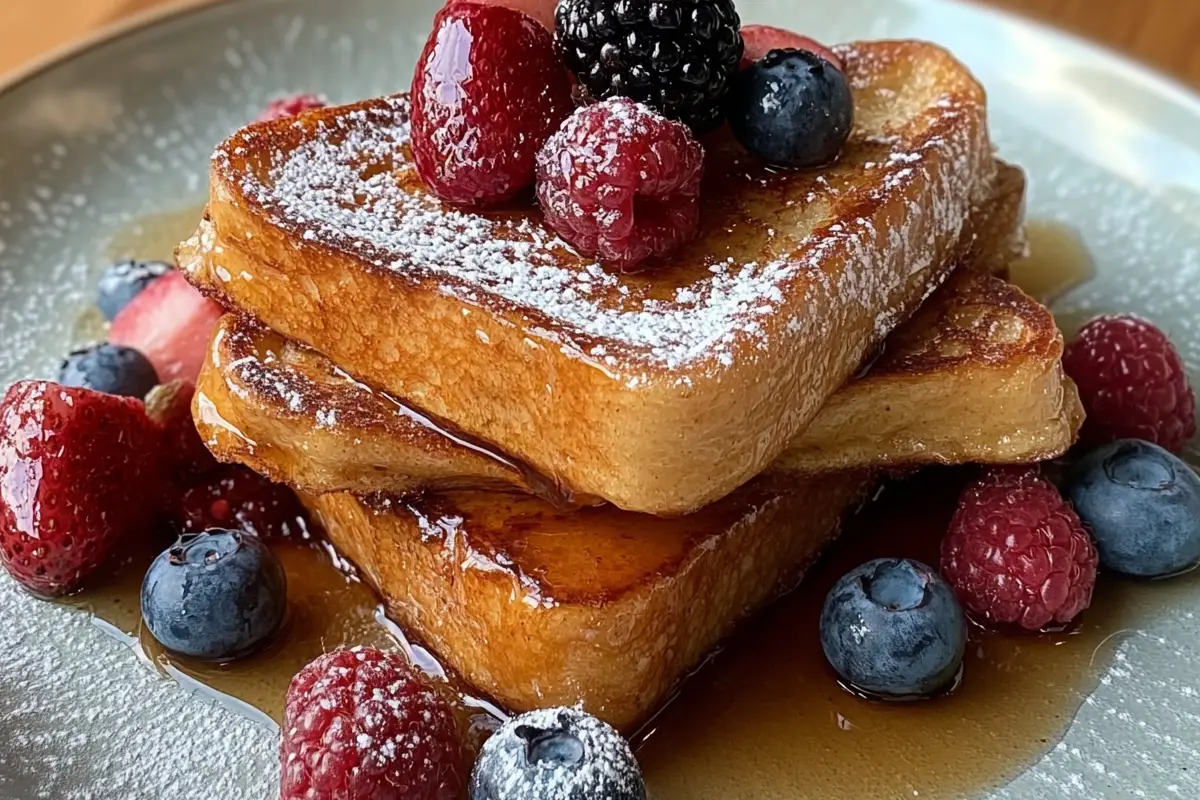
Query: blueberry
xmin=59 ymin=343 xmax=158 ymax=398
xmin=140 ymin=530 xmax=287 ymax=661
xmin=1065 ymin=439 xmax=1200 ymax=578
xmin=97 ymin=259 xmax=172 ymax=320
xmin=820 ymin=558 xmax=966 ymax=698
xmin=470 ymin=706 xmax=645 ymax=800
xmin=726 ymin=48 xmax=854 ymax=169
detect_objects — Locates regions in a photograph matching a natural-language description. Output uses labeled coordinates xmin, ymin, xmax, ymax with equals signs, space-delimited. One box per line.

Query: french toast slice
xmin=180 ymin=40 xmax=998 ymax=515
xmin=195 ymin=268 xmax=1081 ymax=498
xmin=303 ymin=472 xmax=872 ymax=732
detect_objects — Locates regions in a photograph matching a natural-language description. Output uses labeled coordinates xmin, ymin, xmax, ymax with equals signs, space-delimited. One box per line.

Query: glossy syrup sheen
xmin=1007 ymin=219 xmax=1095 ymax=307
xmin=635 ymin=471 xmax=1200 ymax=799
xmin=68 ymin=538 xmax=395 ymax=724
xmin=64 ymin=471 xmax=1196 ymax=800
xmin=67 ymin=210 xmax=1179 ymax=797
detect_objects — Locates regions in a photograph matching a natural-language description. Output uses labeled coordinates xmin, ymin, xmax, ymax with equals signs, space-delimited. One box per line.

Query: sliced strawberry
xmin=144 ymin=379 xmax=220 ymax=483
xmin=447 ymin=0 xmax=556 ymax=30
xmin=109 ymin=270 xmax=223 ymax=384
xmin=739 ymin=25 xmax=842 ymax=71
xmin=0 ymin=381 xmax=162 ymax=596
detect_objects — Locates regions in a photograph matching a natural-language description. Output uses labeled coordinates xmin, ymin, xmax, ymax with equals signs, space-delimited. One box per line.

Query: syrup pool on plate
xmin=64 ymin=208 xmax=1188 ymax=798
xmin=64 ymin=470 xmax=1196 ymax=800
xmin=636 ymin=471 xmax=1198 ymax=800
xmin=1007 ymin=219 xmax=1095 ymax=306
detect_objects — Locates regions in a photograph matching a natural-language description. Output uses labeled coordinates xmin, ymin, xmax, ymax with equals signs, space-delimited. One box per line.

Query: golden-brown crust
xmin=180 ymin=40 xmax=996 ymax=515
xmin=193 ymin=222 xmax=1088 ymax=503
xmin=304 ymin=473 xmax=872 ymax=731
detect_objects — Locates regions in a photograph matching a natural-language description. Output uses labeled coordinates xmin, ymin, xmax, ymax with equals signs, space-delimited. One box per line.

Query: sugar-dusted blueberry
xmin=726 ymin=48 xmax=854 ymax=169
xmin=820 ymin=558 xmax=966 ymax=698
xmin=1065 ymin=439 xmax=1200 ymax=578
xmin=97 ymin=259 xmax=172 ymax=320
xmin=59 ymin=343 xmax=159 ymax=398
xmin=470 ymin=706 xmax=646 ymax=800
xmin=140 ymin=529 xmax=287 ymax=661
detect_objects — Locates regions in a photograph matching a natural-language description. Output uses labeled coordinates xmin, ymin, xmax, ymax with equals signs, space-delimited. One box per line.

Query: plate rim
xmin=1 ymin=0 xmax=1198 ymax=118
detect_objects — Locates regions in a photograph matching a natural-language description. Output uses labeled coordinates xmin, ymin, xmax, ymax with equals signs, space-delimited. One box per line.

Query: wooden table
xmin=1 ymin=0 xmax=1198 ymax=86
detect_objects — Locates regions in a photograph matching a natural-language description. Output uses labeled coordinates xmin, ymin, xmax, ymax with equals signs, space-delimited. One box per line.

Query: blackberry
xmin=555 ymin=0 xmax=743 ymax=133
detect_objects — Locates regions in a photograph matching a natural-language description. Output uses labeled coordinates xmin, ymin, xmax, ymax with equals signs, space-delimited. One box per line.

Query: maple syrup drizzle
xmin=64 ymin=210 xmax=1184 ymax=797
xmin=634 ymin=471 xmax=1199 ymax=799
xmin=66 ymin=470 xmax=1194 ymax=800
xmin=1007 ymin=220 xmax=1095 ymax=306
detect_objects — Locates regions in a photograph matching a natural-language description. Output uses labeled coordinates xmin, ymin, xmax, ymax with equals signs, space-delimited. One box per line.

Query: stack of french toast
xmin=178 ymin=40 xmax=1081 ymax=732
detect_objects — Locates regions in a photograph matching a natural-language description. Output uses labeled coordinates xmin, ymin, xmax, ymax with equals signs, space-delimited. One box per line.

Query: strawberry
xmin=411 ymin=2 xmax=573 ymax=205
xmin=0 ymin=381 xmax=162 ymax=596
xmin=447 ymin=0 xmax=556 ymax=30
xmin=109 ymin=270 xmax=223 ymax=384
xmin=255 ymin=93 xmax=327 ymax=123
xmin=739 ymin=24 xmax=842 ymax=71
xmin=144 ymin=379 xmax=220 ymax=484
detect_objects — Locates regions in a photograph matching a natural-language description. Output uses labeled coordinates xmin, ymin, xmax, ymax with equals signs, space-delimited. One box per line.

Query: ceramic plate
xmin=1 ymin=0 xmax=1198 ymax=797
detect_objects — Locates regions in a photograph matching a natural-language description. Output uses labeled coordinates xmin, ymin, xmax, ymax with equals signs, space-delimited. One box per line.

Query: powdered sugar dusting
xmin=222 ymin=82 xmax=982 ymax=372
xmin=1 ymin=2 xmax=1199 ymax=797
xmin=474 ymin=706 xmax=644 ymax=799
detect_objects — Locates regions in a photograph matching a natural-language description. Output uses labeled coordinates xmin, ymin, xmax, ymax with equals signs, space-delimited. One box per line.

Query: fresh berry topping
xmin=535 ymin=97 xmax=704 ymax=267
xmin=411 ymin=2 xmax=573 ymax=206
xmin=1066 ymin=439 xmax=1200 ymax=578
xmin=819 ymin=558 xmax=966 ymax=698
xmin=281 ymin=647 xmax=466 ymax=800
xmin=144 ymin=380 xmax=220 ymax=483
xmin=738 ymin=24 xmax=841 ymax=71
xmin=97 ymin=259 xmax=172 ymax=321
xmin=141 ymin=529 xmax=287 ymax=660
xmin=59 ymin=343 xmax=159 ymax=398
xmin=726 ymin=48 xmax=854 ymax=169
xmin=470 ymin=706 xmax=645 ymax=800
xmin=0 ymin=381 xmax=161 ymax=596
xmin=555 ymin=0 xmax=743 ymax=133
xmin=1063 ymin=315 xmax=1196 ymax=453
xmin=109 ymin=270 xmax=224 ymax=384
xmin=448 ymin=0 xmax=557 ymax=29
xmin=941 ymin=468 xmax=1098 ymax=631
xmin=256 ymin=93 xmax=327 ymax=122
xmin=178 ymin=465 xmax=310 ymax=541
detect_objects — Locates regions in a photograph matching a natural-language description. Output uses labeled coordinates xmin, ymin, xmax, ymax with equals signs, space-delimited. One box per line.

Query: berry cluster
xmin=819 ymin=313 xmax=1199 ymax=700
xmin=408 ymin=1 xmax=853 ymax=267
xmin=0 ymin=97 xmax=319 ymax=628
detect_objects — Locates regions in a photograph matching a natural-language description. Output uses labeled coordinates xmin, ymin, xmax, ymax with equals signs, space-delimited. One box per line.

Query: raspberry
xmin=535 ymin=98 xmax=704 ymax=268
xmin=941 ymin=468 xmax=1098 ymax=632
xmin=144 ymin=380 xmax=220 ymax=485
xmin=177 ymin=465 xmax=310 ymax=540
xmin=280 ymin=647 xmax=466 ymax=800
xmin=256 ymin=93 xmax=327 ymax=122
xmin=411 ymin=3 xmax=573 ymax=206
xmin=0 ymin=381 xmax=162 ymax=596
xmin=1063 ymin=315 xmax=1196 ymax=453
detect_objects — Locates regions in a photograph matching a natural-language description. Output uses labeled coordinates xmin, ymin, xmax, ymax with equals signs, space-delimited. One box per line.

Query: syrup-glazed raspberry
xmin=535 ymin=97 xmax=704 ymax=268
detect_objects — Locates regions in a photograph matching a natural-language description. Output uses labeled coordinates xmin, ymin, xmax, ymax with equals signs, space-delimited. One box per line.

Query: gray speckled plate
xmin=1 ymin=0 xmax=1198 ymax=798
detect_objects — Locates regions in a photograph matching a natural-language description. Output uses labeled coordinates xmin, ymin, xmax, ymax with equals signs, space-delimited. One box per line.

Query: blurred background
xmin=1 ymin=0 xmax=1198 ymax=85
